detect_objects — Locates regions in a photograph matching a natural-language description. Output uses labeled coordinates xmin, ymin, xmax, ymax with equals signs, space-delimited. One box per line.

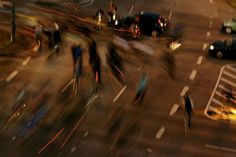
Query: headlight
xmin=209 ymin=45 xmax=214 ymax=50
xmin=113 ymin=14 xmax=116 ymax=20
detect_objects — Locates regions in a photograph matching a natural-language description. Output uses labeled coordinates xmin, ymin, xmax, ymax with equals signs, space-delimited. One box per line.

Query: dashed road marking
xmin=169 ymin=104 xmax=179 ymax=116
xmin=206 ymin=144 xmax=236 ymax=153
xmin=209 ymin=21 xmax=213 ymax=28
xmin=22 ymin=56 xmax=31 ymax=66
xmin=71 ymin=146 xmax=76 ymax=153
xmin=6 ymin=70 xmax=18 ymax=82
xmin=129 ymin=5 xmax=134 ymax=15
xmin=197 ymin=56 xmax=203 ymax=65
xmin=209 ymin=0 xmax=213 ymax=4
xmin=113 ymin=86 xmax=127 ymax=102
xmin=189 ymin=69 xmax=197 ymax=80
xmin=202 ymin=43 xmax=208 ymax=51
xmin=146 ymin=148 xmax=152 ymax=153
xmin=155 ymin=126 xmax=165 ymax=139
xmin=180 ymin=86 xmax=189 ymax=96
xmin=207 ymin=31 xmax=211 ymax=37
xmin=169 ymin=10 xmax=172 ymax=20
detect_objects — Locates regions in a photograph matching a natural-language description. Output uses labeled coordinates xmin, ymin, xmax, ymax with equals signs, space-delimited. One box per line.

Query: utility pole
xmin=10 ymin=0 xmax=16 ymax=43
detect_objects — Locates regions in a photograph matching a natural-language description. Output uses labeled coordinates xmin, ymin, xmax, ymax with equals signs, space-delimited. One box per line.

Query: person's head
xmin=54 ymin=22 xmax=59 ymax=30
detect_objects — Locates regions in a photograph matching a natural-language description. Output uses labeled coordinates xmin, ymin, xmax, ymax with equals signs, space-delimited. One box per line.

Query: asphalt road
xmin=1 ymin=0 xmax=236 ymax=157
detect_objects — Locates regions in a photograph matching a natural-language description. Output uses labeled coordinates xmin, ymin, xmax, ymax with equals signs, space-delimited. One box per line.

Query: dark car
xmin=209 ymin=39 xmax=236 ymax=59
xmin=120 ymin=11 xmax=168 ymax=37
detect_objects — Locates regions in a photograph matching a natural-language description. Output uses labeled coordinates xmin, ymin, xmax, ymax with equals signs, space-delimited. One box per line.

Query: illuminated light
xmin=115 ymin=20 xmax=119 ymax=25
xmin=38 ymin=128 xmax=64 ymax=154
xmin=230 ymin=108 xmax=236 ymax=114
xmin=209 ymin=45 xmax=214 ymax=50
xmin=61 ymin=117 xmax=84 ymax=148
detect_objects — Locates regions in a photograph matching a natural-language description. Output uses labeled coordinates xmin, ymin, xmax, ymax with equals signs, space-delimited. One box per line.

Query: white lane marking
xmin=202 ymin=43 xmax=208 ymax=51
xmin=113 ymin=86 xmax=127 ymax=102
xmin=221 ymin=77 xmax=236 ymax=88
xmin=22 ymin=56 xmax=31 ymax=66
xmin=207 ymin=31 xmax=211 ymax=37
xmin=223 ymin=71 xmax=236 ymax=79
xmin=180 ymin=86 xmax=189 ymax=96
xmin=155 ymin=126 xmax=165 ymax=139
xmin=189 ymin=69 xmax=197 ymax=80
xmin=206 ymin=144 xmax=236 ymax=153
xmin=169 ymin=104 xmax=179 ymax=116
xmin=138 ymin=64 xmax=144 ymax=71
xmin=6 ymin=70 xmax=18 ymax=82
xmin=129 ymin=5 xmax=134 ymax=15
xmin=146 ymin=148 xmax=152 ymax=153
xmin=84 ymin=131 xmax=89 ymax=137
xmin=209 ymin=0 xmax=213 ymax=4
xmin=71 ymin=146 xmax=76 ymax=153
xmin=197 ymin=56 xmax=203 ymax=65
xmin=168 ymin=10 xmax=172 ymax=20
xmin=209 ymin=21 xmax=213 ymax=28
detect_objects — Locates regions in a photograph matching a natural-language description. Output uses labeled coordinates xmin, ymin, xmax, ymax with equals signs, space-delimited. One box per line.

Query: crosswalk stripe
xmin=212 ymin=98 xmax=224 ymax=107
xmin=208 ymin=106 xmax=222 ymax=115
xmin=223 ymin=71 xmax=236 ymax=80
xmin=227 ymin=65 xmax=236 ymax=73
xmin=218 ymin=84 xmax=236 ymax=95
xmin=221 ymin=77 xmax=236 ymax=88
xmin=215 ymin=91 xmax=226 ymax=99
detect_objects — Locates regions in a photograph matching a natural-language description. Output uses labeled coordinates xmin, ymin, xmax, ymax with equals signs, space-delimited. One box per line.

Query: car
xmin=209 ymin=39 xmax=236 ymax=59
xmin=222 ymin=17 xmax=236 ymax=34
xmin=120 ymin=11 xmax=168 ymax=37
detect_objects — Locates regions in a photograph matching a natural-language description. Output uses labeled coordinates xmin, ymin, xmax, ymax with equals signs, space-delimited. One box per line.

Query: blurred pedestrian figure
xmin=107 ymin=1 xmax=117 ymax=22
xmin=53 ymin=23 xmax=62 ymax=54
xmin=133 ymin=73 xmax=148 ymax=105
xmin=182 ymin=92 xmax=193 ymax=129
xmin=71 ymin=44 xmax=83 ymax=95
xmin=130 ymin=23 xmax=140 ymax=39
xmin=34 ymin=24 xmax=42 ymax=52
xmin=88 ymin=40 xmax=102 ymax=93
xmin=43 ymin=27 xmax=53 ymax=49
xmin=95 ymin=8 xmax=104 ymax=30
xmin=107 ymin=43 xmax=124 ymax=86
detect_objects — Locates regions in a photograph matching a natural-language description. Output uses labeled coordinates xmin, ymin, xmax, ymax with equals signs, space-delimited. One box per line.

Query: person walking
xmin=88 ymin=40 xmax=102 ymax=93
xmin=133 ymin=73 xmax=148 ymax=105
xmin=106 ymin=43 xmax=124 ymax=86
xmin=71 ymin=44 xmax=83 ymax=95
xmin=182 ymin=93 xmax=193 ymax=129
xmin=53 ymin=23 xmax=62 ymax=54
xmin=34 ymin=24 xmax=42 ymax=52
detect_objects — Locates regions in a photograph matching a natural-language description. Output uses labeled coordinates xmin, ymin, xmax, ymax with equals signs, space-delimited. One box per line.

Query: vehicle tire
xmin=225 ymin=27 xmax=232 ymax=34
xmin=216 ymin=51 xmax=223 ymax=59
xmin=151 ymin=30 xmax=158 ymax=37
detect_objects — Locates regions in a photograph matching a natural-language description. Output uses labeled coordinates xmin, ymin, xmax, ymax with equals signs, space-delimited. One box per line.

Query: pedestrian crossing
xmin=205 ymin=64 xmax=236 ymax=123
